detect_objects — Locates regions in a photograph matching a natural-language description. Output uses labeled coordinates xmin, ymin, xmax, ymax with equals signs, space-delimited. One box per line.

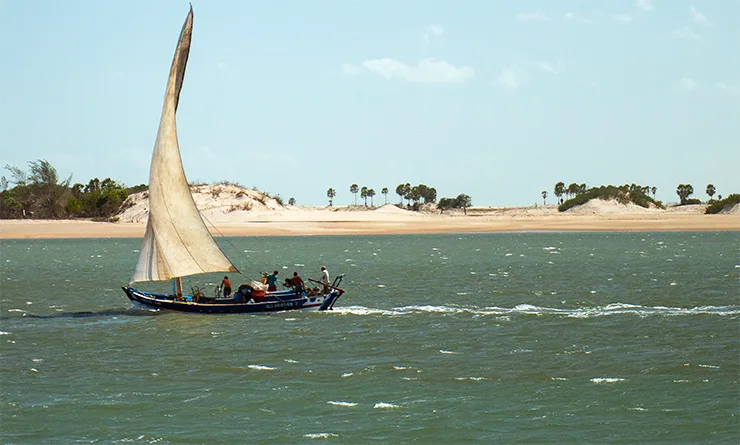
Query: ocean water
xmin=1 ymin=232 xmax=738 ymax=444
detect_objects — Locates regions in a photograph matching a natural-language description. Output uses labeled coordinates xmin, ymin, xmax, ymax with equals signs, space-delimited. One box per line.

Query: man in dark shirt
xmin=291 ymin=272 xmax=305 ymax=298
xmin=221 ymin=276 xmax=232 ymax=297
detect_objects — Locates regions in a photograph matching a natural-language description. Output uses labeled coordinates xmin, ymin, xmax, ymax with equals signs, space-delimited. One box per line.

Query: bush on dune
xmin=558 ymin=185 xmax=664 ymax=212
xmin=705 ymin=194 xmax=740 ymax=214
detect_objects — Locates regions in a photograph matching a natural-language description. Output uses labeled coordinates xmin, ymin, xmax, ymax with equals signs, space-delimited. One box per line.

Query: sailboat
xmin=122 ymin=7 xmax=345 ymax=314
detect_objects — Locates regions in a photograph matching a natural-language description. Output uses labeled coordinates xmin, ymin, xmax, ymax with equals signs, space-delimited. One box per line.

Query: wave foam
xmin=374 ymin=402 xmax=402 ymax=409
xmin=331 ymin=303 xmax=740 ymax=319
xmin=304 ymin=433 xmax=338 ymax=439
xmin=248 ymin=365 xmax=276 ymax=371
xmin=591 ymin=377 xmax=626 ymax=383
xmin=327 ymin=401 xmax=357 ymax=407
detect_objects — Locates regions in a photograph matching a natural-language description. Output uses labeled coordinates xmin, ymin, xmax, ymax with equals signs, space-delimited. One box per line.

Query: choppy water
xmin=1 ymin=232 xmax=738 ymax=443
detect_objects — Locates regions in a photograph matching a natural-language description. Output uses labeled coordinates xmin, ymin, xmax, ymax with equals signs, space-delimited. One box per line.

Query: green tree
xmin=368 ymin=188 xmax=376 ymax=207
xmin=567 ymin=183 xmax=580 ymax=199
xmin=288 ymin=197 xmax=296 ymax=206
xmin=651 ymin=186 xmax=657 ymax=199
xmin=395 ymin=184 xmax=406 ymax=205
xmin=676 ymin=184 xmax=694 ymax=205
xmin=438 ymin=197 xmax=455 ymax=213
xmin=360 ymin=186 xmax=368 ymax=207
xmin=455 ymin=193 xmax=472 ymax=215
xmin=85 ymin=178 xmax=101 ymax=194
xmin=554 ymin=182 xmax=565 ymax=204
xmin=0 ymin=191 xmax=24 ymax=218
xmin=408 ymin=186 xmax=420 ymax=205
xmin=2 ymin=164 xmax=32 ymax=217
xmin=97 ymin=178 xmax=127 ymax=217
xmin=403 ymin=183 xmax=411 ymax=206
xmin=381 ymin=187 xmax=389 ymax=204
xmin=28 ymin=159 xmax=72 ymax=219
xmin=425 ymin=187 xmax=437 ymax=203
xmin=349 ymin=184 xmax=358 ymax=205
xmin=706 ymin=184 xmax=716 ymax=201
xmin=541 ymin=190 xmax=547 ymax=205
xmin=326 ymin=188 xmax=336 ymax=206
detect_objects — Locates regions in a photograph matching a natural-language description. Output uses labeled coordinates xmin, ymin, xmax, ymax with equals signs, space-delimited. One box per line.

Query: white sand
xmin=565 ymin=199 xmax=658 ymax=215
xmin=2 ymin=192 xmax=738 ymax=239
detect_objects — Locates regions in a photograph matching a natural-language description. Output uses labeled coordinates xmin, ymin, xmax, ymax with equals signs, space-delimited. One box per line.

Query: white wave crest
xmin=374 ymin=402 xmax=402 ymax=409
xmin=248 ymin=365 xmax=276 ymax=371
xmin=327 ymin=401 xmax=357 ymax=407
xmin=590 ymin=377 xmax=626 ymax=383
xmin=331 ymin=303 xmax=740 ymax=319
xmin=304 ymin=433 xmax=338 ymax=439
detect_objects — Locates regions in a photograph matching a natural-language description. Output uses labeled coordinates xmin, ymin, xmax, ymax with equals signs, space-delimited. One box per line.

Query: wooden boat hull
xmin=122 ymin=287 xmax=343 ymax=314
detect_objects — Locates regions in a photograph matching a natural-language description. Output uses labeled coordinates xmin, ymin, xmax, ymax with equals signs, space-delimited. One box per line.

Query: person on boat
xmin=221 ymin=276 xmax=232 ymax=297
xmin=319 ymin=266 xmax=330 ymax=294
xmin=266 ymin=270 xmax=279 ymax=292
xmin=291 ymin=272 xmax=305 ymax=298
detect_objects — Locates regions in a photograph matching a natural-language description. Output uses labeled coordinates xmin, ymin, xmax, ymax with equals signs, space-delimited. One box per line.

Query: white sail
xmin=131 ymin=7 xmax=238 ymax=283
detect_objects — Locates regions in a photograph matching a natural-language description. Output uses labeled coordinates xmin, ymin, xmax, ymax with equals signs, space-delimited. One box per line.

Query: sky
xmin=1 ymin=0 xmax=738 ymax=206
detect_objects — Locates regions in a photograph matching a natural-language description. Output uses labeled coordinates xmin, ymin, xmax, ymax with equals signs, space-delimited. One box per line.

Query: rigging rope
xmin=199 ymin=212 xmax=255 ymax=283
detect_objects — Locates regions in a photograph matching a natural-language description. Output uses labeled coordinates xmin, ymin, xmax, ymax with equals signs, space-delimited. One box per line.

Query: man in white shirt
xmin=319 ymin=266 xmax=330 ymax=294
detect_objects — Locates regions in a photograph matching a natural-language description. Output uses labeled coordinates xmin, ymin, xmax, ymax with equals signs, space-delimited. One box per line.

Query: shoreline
xmin=1 ymin=212 xmax=738 ymax=239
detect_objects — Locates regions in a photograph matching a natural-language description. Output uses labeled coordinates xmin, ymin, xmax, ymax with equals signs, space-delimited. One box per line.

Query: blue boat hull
xmin=122 ymin=287 xmax=343 ymax=314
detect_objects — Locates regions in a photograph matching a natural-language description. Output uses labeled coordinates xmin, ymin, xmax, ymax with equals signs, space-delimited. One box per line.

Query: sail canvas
xmin=131 ymin=7 xmax=238 ymax=283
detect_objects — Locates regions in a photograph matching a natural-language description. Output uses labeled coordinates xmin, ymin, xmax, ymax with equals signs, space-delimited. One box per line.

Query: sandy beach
xmin=1 ymin=203 xmax=737 ymax=239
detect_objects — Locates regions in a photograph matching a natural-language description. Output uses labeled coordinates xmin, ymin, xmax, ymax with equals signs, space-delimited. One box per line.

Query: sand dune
xmin=1 ymin=188 xmax=737 ymax=239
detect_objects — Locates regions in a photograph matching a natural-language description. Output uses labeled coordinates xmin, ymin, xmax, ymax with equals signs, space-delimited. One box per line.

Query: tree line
xmin=548 ymin=180 xmax=732 ymax=212
xmin=326 ymin=184 xmax=472 ymax=213
xmin=675 ymin=183 xmax=723 ymax=205
xmin=545 ymin=181 xmax=725 ymax=207
xmin=1 ymin=160 xmax=143 ymax=220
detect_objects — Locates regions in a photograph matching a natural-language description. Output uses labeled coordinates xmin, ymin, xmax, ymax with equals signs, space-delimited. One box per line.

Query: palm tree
xmin=360 ymin=186 xmax=368 ymax=207
xmin=326 ymin=188 xmax=336 ymax=206
xmin=349 ymin=184 xmax=358 ymax=205
xmin=541 ymin=190 xmax=547 ymax=205
xmin=368 ymin=189 xmax=376 ymax=207
xmin=288 ymin=197 xmax=296 ymax=206
xmin=381 ymin=187 xmax=389 ymax=204
xmin=706 ymin=184 xmax=716 ymax=201
xmin=676 ymin=183 xmax=694 ymax=205
xmin=651 ymin=186 xmax=657 ymax=199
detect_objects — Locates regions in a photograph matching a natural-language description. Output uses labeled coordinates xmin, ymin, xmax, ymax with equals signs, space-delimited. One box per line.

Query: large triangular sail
xmin=131 ymin=7 xmax=238 ymax=283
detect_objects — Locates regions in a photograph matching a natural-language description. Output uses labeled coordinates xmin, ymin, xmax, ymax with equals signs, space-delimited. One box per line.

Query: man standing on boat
xmin=291 ymin=272 xmax=305 ymax=298
xmin=221 ymin=276 xmax=232 ymax=297
xmin=267 ymin=270 xmax=279 ymax=292
xmin=319 ymin=266 xmax=330 ymax=294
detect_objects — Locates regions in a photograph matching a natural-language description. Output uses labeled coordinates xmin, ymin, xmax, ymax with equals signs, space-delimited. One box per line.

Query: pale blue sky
xmin=1 ymin=0 xmax=738 ymax=206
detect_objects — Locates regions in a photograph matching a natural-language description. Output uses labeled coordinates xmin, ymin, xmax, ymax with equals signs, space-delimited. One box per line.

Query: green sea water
xmin=1 ymin=232 xmax=738 ymax=444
